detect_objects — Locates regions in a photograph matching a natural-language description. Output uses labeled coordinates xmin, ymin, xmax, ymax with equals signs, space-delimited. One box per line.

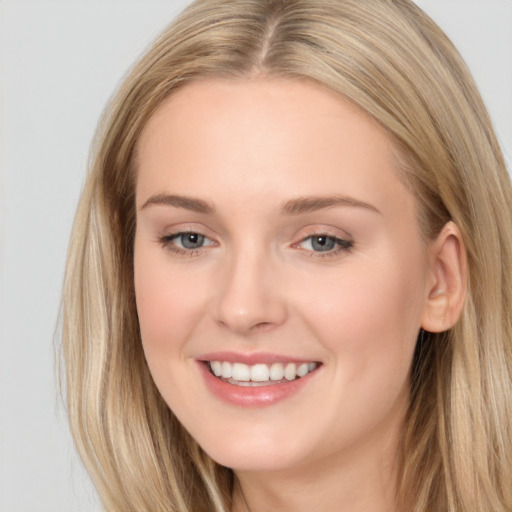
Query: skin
xmin=134 ymin=78 xmax=465 ymax=512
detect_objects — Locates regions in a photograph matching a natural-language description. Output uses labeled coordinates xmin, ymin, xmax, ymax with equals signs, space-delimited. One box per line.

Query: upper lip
xmin=197 ymin=351 xmax=320 ymax=365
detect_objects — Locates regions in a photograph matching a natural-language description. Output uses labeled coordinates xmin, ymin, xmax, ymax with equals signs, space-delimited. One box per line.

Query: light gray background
xmin=1 ymin=1 xmax=511 ymax=511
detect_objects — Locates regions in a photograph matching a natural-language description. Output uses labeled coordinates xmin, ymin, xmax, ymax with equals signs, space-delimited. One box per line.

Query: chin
xmin=208 ymin=450 xmax=295 ymax=473
xmin=196 ymin=430 xmax=310 ymax=473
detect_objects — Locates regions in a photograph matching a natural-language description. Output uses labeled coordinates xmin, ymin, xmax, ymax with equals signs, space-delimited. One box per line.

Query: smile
xmin=197 ymin=352 xmax=322 ymax=407
xmin=208 ymin=361 xmax=319 ymax=386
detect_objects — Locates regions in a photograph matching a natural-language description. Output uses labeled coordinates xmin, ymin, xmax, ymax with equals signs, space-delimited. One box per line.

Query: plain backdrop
xmin=0 ymin=1 xmax=511 ymax=511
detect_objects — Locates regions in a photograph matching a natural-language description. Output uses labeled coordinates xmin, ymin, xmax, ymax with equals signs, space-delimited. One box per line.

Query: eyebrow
xmin=281 ymin=195 xmax=380 ymax=215
xmin=140 ymin=193 xmax=215 ymax=214
xmin=139 ymin=193 xmax=380 ymax=216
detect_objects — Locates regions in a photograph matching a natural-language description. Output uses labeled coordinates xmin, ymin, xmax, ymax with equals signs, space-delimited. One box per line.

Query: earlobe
xmin=421 ymin=221 xmax=467 ymax=333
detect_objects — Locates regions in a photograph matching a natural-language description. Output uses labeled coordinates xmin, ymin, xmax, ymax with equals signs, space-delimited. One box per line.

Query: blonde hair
xmin=61 ymin=1 xmax=512 ymax=511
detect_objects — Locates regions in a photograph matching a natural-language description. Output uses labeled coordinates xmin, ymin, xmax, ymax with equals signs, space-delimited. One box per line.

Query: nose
xmin=213 ymin=246 xmax=288 ymax=335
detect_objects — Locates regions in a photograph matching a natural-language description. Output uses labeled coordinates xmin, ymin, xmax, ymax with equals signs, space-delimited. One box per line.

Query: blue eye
xmin=299 ymin=235 xmax=353 ymax=254
xmin=310 ymin=235 xmax=336 ymax=252
xmin=174 ymin=232 xmax=206 ymax=249
xmin=159 ymin=231 xmax=214 ymax=254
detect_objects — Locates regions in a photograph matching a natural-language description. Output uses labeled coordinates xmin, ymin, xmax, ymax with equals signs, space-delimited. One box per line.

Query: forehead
xmin=135 ymin=78 xmax=413 ymax=218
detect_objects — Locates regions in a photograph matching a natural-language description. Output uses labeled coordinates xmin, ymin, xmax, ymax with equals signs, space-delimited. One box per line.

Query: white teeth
xmin=221 ymin=361 xmax=233 ymax=379
xmin=211 ymin=361 xmax=222 ymax=377
xmin=269 ymin=362 xmax=285 ymax=381
xmin=284 ymin=362 xmax=296 ymax=380
xmin=232 ymin=362 xmax=251 ymax=381
xmin=209 ymin=360 xmax=318 ymax=384
xmin=250 ymin=364 xmax=270 ymax=382
xmin=297 ymin=363 xmax=310 ymax=377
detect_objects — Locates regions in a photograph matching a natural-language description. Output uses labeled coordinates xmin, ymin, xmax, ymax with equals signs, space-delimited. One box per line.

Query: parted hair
xmin=61 ymin=1 xmax=512 ymax=511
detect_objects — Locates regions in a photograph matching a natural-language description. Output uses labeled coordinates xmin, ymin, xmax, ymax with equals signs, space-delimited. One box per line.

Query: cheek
xmin=297 ymin=253 xmax=426 ymax=386
xmin=134 ymin=243 xmax=205 ymax=364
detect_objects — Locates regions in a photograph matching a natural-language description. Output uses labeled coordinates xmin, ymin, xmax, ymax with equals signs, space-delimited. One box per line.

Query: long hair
xmin=61 ymin=1 xmax=512 ymax=510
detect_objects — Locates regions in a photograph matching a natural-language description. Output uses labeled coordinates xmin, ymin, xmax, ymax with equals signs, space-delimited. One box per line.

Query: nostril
xmin=250 ymin=321 xmax=274 ymax=331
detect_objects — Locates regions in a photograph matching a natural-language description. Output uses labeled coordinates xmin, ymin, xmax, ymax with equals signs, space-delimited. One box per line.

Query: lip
xmin=198 ymin=351 xmax=316 ymax=365
xmin=196 ymin=353 xmax=321 ymax=408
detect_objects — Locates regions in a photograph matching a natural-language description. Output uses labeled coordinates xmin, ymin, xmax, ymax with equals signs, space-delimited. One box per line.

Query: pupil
xmin=312 ymin=236 xmax=335 ymax=252
xmin=182 ymin=233 xmax=204 ymax=249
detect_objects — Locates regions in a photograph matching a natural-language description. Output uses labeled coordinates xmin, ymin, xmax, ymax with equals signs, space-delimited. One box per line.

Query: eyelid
xmin=158 ymin=222 xmax=217 ymax=241
xmin=294 ymin=225 xmax=353 ymax=243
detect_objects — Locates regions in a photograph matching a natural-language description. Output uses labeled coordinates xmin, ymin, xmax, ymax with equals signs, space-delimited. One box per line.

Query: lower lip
xmin=197 ymin=362 xmax=318 ymax=408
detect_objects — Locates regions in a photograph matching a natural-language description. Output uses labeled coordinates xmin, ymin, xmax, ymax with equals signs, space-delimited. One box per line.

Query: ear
xmin=421 ymin=221 xmax=467 ymax=333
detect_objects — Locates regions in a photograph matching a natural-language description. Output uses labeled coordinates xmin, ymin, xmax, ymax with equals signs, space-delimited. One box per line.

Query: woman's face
xmin=134 ymin=78 xmax=434 ymax=474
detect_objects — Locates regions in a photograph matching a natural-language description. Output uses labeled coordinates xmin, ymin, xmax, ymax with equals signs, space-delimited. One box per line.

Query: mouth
xmin=197 ymin=354 xmax=322 ymax=407
xmin=205 ymin=360 xmax=321 ymax=387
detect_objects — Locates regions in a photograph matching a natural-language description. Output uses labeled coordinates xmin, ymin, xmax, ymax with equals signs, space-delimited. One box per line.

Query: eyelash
xmin=157 ymin=230 xmax=354 ymax=258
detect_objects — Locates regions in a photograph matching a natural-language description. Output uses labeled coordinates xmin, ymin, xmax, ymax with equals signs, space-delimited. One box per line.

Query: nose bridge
xmin=214 ymin=240 xmax=287 ymax=334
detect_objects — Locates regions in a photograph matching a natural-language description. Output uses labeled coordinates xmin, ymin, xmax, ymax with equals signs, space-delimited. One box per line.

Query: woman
xmin=61 ymin=1 xmax=512 ymax=511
